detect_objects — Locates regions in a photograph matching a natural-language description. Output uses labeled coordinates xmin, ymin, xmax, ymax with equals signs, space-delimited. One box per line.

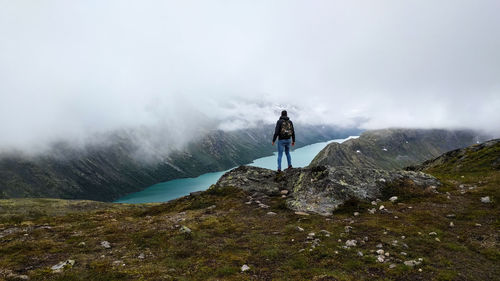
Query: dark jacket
xmin=273 ymin=116 xmax=295 ymax=142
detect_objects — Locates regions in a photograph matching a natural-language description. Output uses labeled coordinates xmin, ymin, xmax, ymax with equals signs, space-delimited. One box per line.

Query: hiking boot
xmin=286 ymin=165 xmax=293 ymax=170
xmin=277 ymin=169 xmax=282 ymax=173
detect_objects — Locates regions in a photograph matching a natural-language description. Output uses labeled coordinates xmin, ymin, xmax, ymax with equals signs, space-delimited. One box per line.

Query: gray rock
xmin=345 ymin=240 xmax=357 ymax=247
xmin=101 ymin=241 xmax=111 ymax=248
xmin=404 ymin=260 xmax=421 ymax=267
xmin=389 ymin=196 xmax=398 ymax=202
xmin=266 ymin=212 xmax=277 ymax=216
xmin=215 ymin=165 xmax=439 ymax=216
xmin=241 ymin=264 xmax=250 ymax=272
xmin=51 ymin=260 xmax=75 ymax=272
xmin=480 ymin=196 xmax=491 ymax=203
xmin=179 ymin=226 xmax=191 ymax=234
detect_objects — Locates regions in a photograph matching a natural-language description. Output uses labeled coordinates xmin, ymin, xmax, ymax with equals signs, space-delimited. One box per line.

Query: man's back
xmin=272 ymin=110 xmax=295 ymax=172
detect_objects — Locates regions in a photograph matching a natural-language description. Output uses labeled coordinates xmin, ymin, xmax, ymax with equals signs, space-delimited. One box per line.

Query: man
xmin=272 ymin=110 xmax=296 ymax=172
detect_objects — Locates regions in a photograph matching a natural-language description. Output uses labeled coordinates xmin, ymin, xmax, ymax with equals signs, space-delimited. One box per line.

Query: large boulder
xmin=215 ymin=165 xmax=440 ymax=216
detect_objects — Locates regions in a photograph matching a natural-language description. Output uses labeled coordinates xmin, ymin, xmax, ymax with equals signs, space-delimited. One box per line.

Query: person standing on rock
xmin=272 ymin=110 xmax=295 ymax=172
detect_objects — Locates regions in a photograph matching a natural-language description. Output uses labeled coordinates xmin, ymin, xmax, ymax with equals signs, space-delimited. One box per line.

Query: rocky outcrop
xmin=310 ymin=129 xmax=485 ymax=170
xmin=215 ymin=165 xmax=440 ymax=215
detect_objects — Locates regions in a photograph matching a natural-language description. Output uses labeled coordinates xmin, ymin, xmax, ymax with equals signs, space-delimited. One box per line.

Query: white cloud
xmin=0 ymin=0 xmax=499 ymax=153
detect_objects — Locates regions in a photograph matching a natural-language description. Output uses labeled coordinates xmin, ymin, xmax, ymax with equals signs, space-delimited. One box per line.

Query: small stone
xmin=353 ymin=212 xmax=360 ymax=216
xmin=308 ymin=232 xmax=315 ymax=237
xmin=138 ymin=253 xmax=145 ymax=259
xmin=404 ymin=260 xmax=421 ymax=267
xmin=258 ymin=203 xmax=270 ymax=209
xmin=241 ymin=264 xmax=250 ymax=272
xmin=377 ymin=255 xmax=385 ymax=262
xmin=101 ymin=241 xmax=111 ymax=248
xmin=400 ymin=252 xmax=407 ymax=256
xmin=394 ymin=216 xmax=399 ymax=219
xmin=385 ymin=252 xmax=390 ymax=257
xmin=281 ymin=195 xmax=286 ymax=198
xmin=429 ymin=232 xmax=437 ymax=236
xmin=78 ymin=242 xmax=86 ymax=246
xmin=389 ymin=263 xmax=397 ymax=269
xmin=280 ymin=190 xmax=289 ymax=195
xmin=51 ymin=260 xmax=76 ymax=272
xmin=389 ymin=196 xmax=398 ymax=202
xmin=344 ymin=226 xmax=353 ymax=233
xmin=319 ymin=230 xmax=331 ymax=236
xmin=179 ymin=226 xmax=192 ymax=234
xmin=371 ymin=201 xmax=377 ymax=206
xmin=245 ymin=201 xmax=252 ymax=205
xmin=379 ymin=205 xmax=385 ymax=210
xmin=376 ymin=243 xmax=383 ymax=248
xmin=376 ymin=249 xmax=385 ymax=255
xmin=475 ymin=223 xmax=482 ymax=227
xmin=297 ymin=226 xmax=304 ymax=232
xmin=435 ymin=238 xmax=441 ymax=242
xmin=338 ymin=239 xmax=342 ymax=242
xmin=480 ymin=196 xmax=491 ymax=203
xmin=401 ymin=235 xmax=406 ymax=239
xmin=345 ymin=240 xmax=357 ymax=247
xmin=368 ymin=208 xmax=376 ymax=214
xmin=449 ymin=222 xmax=454 ymax=227
xmin=294 ymin=211 xmax=309 ymax=216
xmin=298 ymin=249 xmax=305 ymax=253
xmin=418 ymin=268 xmax=423 ymax=272
xmin=207 ymin=205 xmax=216 ymax=209
xmin=357 ymin=251 xmax=363 ymax=256
xmin=266 ymin=212 xmax=277 ymax=216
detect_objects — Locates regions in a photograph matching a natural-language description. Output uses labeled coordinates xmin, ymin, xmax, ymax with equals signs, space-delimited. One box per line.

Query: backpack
xmin=280 ymin=120 xmax=293 ymax=138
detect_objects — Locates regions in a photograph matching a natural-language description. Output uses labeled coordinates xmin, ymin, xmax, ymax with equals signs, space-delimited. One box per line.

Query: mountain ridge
xmin=310 ymin=128 xmax=486 ymax=169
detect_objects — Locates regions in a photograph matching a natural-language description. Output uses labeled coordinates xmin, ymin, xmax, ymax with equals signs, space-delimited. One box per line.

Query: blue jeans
xmin=277 ymin=139 xmax=292 ymax=170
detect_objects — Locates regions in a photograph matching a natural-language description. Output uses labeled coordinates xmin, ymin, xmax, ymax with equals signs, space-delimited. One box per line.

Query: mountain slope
xmin=0 ymin=125 xmax=359 ymax=201
xmin=0 ymin=140 xmax=498 ymax=280
xmin=310 ymin=128 xmax=484 ymax=169
xmin=412 ymin=138 xmax=500 ymax=174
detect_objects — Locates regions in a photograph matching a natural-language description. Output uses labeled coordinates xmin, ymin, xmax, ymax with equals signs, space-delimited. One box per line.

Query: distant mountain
xmin=310 ymin=128 xmax=486 ymax=170
xmin=0 ymin=124 xmax=360 ymax=201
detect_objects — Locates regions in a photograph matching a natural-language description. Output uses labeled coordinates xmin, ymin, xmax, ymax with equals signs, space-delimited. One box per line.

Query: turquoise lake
xmin=115 ymin=136 xmax=357 ymax=204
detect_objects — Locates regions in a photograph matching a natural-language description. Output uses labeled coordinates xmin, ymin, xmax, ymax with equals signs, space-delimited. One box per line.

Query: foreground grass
xmin=0 ymin=170 xmax=498 ymax=280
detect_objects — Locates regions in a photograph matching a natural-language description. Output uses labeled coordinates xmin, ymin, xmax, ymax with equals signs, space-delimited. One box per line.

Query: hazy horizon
xmin=1 ymin=0 xmax=499 ymax=154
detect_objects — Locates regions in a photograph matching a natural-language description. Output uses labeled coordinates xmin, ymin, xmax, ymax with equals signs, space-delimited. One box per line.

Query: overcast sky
xmin=1 ymin=0 xmax=499 ymax=152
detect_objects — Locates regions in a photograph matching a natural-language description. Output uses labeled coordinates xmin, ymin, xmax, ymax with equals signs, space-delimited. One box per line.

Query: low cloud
xmin=1 ymin=0 xmax=499 ymax=154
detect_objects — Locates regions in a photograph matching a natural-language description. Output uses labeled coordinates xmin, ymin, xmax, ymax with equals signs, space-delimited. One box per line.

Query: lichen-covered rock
xmin=215 ymin=165 xmax=440 ymax=216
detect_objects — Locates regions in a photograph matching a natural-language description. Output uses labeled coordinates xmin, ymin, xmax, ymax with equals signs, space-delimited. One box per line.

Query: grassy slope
xmin=0 ymin=146 xmax=498 ymax=280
